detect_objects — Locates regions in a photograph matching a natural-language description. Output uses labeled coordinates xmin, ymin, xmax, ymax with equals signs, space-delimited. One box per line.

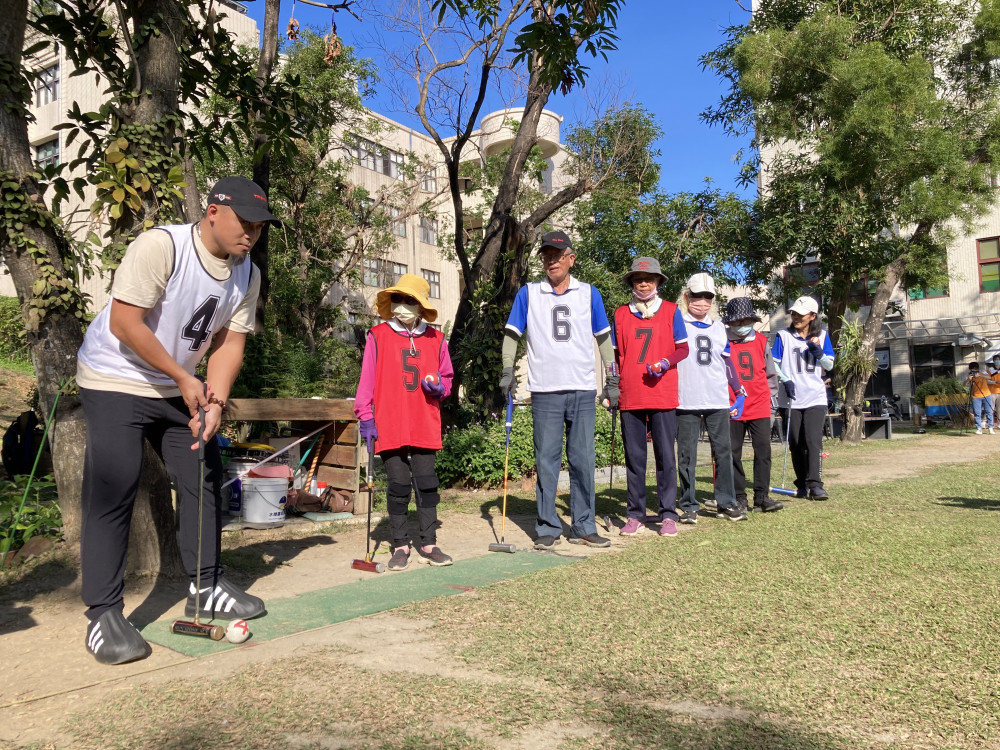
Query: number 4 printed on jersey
xmin=181 ymin=296 xmax=221 ymax=351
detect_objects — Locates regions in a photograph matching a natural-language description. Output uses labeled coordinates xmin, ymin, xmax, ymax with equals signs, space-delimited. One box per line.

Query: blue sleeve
xmin=822 ymin=332 xmax=835 ymax=357
xmin=772 ymin=334 xmax=784 ymax=362
xmin=672 ymin=309 xmax=687 ymax=343
xmin=505 ymin=286 xmax=528 ymax=336
xmin=723 ymin=339 xmax=731 ymax=357
xmin=610 ymin=317 xmax=618 ymax=350
xmin=591 ymin=287 xmax=611 ymax=336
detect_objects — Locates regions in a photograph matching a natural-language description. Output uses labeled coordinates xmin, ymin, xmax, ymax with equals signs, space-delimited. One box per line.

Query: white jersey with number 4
xmin=677 ymin=316 xmax=730 ymax=410
xmin=79 ymin=224 xmax=252 ymax=387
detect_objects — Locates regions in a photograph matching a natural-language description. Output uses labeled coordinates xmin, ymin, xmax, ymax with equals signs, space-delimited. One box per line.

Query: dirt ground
xmin=2 ymin=401 xmax=999 ymax=747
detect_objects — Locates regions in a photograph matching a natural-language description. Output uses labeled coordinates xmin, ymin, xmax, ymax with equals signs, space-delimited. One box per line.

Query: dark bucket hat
xmin=722 ymin=297 xmax=762 ymax=324
xmin=623 ymin=256 xmax=668 ymax=286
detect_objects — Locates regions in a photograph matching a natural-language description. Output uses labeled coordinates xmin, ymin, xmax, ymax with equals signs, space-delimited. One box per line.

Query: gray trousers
xmin=676 ymin=408 xmax=737 ymax=513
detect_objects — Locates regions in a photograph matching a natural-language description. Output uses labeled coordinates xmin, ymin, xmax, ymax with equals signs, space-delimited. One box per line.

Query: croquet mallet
xmin=489 ymin=393 xmax=517 ymax=553
xmin=351 ymin=452 xmax=386 ymax=573
xmin=170 ymin=403 xmax=225 ymax=640
xmin=770 ymin=405 xmax=796 ymax=497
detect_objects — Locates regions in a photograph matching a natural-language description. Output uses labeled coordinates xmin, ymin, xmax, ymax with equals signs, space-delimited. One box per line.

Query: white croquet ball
xmin=225 ymin=619 xmax=251 ymax=644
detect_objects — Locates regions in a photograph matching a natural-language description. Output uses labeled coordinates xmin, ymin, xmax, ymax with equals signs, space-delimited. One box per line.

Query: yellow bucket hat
xmin=375 ymin=273 xmax=438 ymax=323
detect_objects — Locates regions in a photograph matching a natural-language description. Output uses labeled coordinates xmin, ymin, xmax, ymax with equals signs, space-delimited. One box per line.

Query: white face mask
xmin=732 ymin=324 xmax=754 ymax=338
xmin=392 ymin=301 xmax=421 ymax=325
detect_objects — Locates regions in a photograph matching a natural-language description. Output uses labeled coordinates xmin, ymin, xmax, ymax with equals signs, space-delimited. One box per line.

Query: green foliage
xmin=0 ymin=476 xmax=61 ymax=553
xmin=914 ymin=376 xmax=966 ymax=408
xmin=832 ymin=316 xmax=877 ymax=388
xmin=437 ymin=405 xmax=624 ymax=488
xmin=0 ymin=297 xmax=30 ymax=365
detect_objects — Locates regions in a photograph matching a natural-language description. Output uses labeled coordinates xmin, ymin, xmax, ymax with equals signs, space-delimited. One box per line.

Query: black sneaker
xmin=753 ymin=498 xmax=784 ymax=513
xmin=185 ymin=577 xmax=265 ymax=620
xmin=416 ymin=546 xmax=453 ymax=566
xmin=795 ymin=487 xmax=807 ymax=499
xmin=85 ymin=610 xmax=152 ymax=665
xmin=679 ymin=510 xmax=698 ymax=525
xmin=721 ymin=506 xmax=748 ymax=522
xmin=703 ymin=498 xmax=718 ymax=512
xmin=388 ymin=547 xmax=410 ymax=571
xmin=809 ymin=486 xmax=829 ymax=501
xmin=533 ymin=535 xmax=561 ymax=550
xmin=567 ymin=532 xmax=611 ymax=548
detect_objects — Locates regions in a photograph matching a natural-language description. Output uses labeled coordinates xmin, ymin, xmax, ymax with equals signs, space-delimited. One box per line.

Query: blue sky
xmin=242 ymin=0 xmax=752 ymax=197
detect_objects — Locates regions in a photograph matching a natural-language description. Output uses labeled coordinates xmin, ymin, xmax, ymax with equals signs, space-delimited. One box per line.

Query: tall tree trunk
xmin=1 ymin=0 xmax=87 ymax=544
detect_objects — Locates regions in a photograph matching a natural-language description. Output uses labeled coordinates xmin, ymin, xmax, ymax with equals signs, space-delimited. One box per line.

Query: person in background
xmin=500 ymin=231 xmax=615 ymax=550
xmin=987 ymin=355 xmax=1000 ymax=425
xmin=772 ymin=296 xmax=835 ymax=499
xmin=611 ymin=257 xmax=689 ymax=537
xmin=965 ymin=362 xmax=995 ymax=435
xmin=723 ymin=297 xmax=783 ymax=513
xmin=675 ymin=273 xmax=748 ymax=523
xmin=354 ymin=274 xmax=455 ymax=570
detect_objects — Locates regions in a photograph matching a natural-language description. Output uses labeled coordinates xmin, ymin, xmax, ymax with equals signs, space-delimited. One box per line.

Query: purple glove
xmin=421 ymin=374 xmax=445 ymax=399
xmin=645 ymin=359 xmax=669 ymax=378
xmin=730 ymin=393 xmax=746 ymax=419
xmin=360 ymin=418 xmax=378 ymax=454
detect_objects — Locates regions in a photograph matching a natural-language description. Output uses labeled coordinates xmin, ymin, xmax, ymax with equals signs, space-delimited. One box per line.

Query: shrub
xmin=914 ymin=376 xmax=965 ymax=408
xmin=437 ymin=404 xmax=626 ymax=489
xmin=0 ymin=296 xmax=30 ymax=365
xmin=0 ymin=475 xmax=61 ymax=554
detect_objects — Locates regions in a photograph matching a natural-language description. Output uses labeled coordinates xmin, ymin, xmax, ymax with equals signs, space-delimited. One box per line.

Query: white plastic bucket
xmin=225 ymin=460 xmax=256 ymax=515
xmin=242 ymin=477 xmax=288 ymax=527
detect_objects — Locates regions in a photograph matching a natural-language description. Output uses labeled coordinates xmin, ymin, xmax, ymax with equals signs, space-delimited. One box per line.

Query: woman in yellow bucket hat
xmin=353 ymin=274 xmax=455 ymax=569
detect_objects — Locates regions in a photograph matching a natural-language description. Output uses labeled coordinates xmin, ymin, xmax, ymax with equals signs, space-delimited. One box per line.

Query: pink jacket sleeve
xmin=353 ymin=331 xmax=377 ymax=422
xmin=439 ymin=336 xmax=454 ymax=398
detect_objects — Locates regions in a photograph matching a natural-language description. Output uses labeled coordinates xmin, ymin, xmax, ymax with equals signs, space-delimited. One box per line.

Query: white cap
xmin=789 ymin=296 xmax=819 ymax=315
xmin=687 ymin=272 xmax=716 ymax=296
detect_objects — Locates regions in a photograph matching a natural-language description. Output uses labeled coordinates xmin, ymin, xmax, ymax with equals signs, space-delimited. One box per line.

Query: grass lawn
xmin=62 ymin=446 xmax=1000 ymax=749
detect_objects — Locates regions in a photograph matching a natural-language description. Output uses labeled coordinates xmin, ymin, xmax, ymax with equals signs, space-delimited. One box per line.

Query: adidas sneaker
xmin=85 ymin=609 xmax=152 ymax=665
xmin=185 ymin=577 xmax=265 ymax=620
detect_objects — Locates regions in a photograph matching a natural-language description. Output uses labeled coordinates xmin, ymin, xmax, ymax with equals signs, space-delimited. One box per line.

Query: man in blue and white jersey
xmin=500 ymin=231 xmax=617 ymax=550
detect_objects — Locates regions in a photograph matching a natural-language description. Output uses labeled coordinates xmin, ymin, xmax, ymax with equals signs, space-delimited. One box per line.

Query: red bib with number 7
xmin=370 ymin=323 xmax=444 ymax=452
xmin=613 ymin=302 xmax=680 ymax=410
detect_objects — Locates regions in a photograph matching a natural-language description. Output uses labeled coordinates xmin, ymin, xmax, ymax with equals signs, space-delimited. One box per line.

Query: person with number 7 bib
xmin=675 ymin=273 xmax=748 ymax=523
xmin=354 ymin=273 xmax=454 ymax=571
xmin=611 ymin=258 xmax=689 ymax=538
xmin=500 ymin=231 xmax=616 ymax=551
xmin=76 ymin=177 xmax=276 ymax=664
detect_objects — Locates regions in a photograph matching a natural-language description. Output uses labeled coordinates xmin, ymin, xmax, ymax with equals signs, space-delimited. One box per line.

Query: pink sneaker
xmin=659 ymin=518 xmax=678 ymax=537
xmin=619 ymin=517 xmax=645 ymax=535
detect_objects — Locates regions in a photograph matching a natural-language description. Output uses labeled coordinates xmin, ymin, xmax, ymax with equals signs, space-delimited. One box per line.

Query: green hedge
xmin=437 ymin=405 xmax=626 ymax=489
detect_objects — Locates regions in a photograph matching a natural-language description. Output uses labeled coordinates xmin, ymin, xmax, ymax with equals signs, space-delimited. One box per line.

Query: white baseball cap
xmin=687 ymin=272 xmax=716 ymax=296
xmin=789 ymin=296 xmax=819 ymax=315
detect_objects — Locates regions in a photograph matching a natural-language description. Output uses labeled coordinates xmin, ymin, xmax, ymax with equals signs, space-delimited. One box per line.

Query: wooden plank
xmin=319 ymin=443 xmax=356 ymax=467
xmin=227 ymin=398 xmax=357 ymax=422
xmin=316 ymin=465 xmax=357 ymax=490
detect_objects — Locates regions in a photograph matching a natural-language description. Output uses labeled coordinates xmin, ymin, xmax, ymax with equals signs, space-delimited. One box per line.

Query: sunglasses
xmin=689 ymin=292 xmax=714 ymax=300
xmin=390 ymin=293 xmax=417 ymax=305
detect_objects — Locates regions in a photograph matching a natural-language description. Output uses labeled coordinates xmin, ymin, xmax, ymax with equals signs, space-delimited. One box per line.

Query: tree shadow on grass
xmin=0 ymin=556 xmax=78 ymax=635
xmin=933 ymin=495 xmax=1000 ymax=511
xmin=128 ymin=534 xmax=335 ymax=629
xmin=478 ymin=492 xmax=538 ymax=544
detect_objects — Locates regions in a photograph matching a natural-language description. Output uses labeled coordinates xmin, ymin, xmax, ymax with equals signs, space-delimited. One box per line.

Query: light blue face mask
xmin=732 ymin=324 xmax=754 ymax=338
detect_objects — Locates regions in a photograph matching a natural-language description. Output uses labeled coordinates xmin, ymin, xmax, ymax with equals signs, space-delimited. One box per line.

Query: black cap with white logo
xmin=207 ymin=176 xmax=281 ymax=226
xmin=538 ymin=230 xmax=573 ymax=253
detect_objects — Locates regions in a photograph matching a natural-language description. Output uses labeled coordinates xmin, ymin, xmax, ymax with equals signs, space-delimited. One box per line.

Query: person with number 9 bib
xmin=675 ymin=273 xmax=748 ymax=523
xmin=611 ymin=257 xmax=689 ymax=538
xmin=500 ymin=231 xmax=616 ymax=550
xmin=772 ymin=296 xmax=835 ymax=499
xmin=354 ymin=274 xmax=454 ymax=571
xmin=76 ymin=177 xmax=276 ymax=665
xmin=723 ymin=297 xmax=783 ymax=514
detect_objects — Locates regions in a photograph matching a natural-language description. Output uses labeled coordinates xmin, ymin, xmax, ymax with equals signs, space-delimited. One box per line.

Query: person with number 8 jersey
xmin=354 ymin=274 xmax=454 ymax=570
xmin=501 ymin=231 xmax=616 ymax=550
xmin=772 ymin=296 xmax=835 ymax=500
xmin=611 ymin=258 xmax=689 ymax=538
xmin=76 ymin=177 xmax=276 ymax=664
xmin=675 ymin=273 xmax=748 ymax=523
xmin=723 ymin=297 xmax=783 ymax=514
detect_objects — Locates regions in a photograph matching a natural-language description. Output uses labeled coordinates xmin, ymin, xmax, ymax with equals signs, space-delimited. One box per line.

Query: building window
xmin=422 ymin=269 xmax=440 ymax=298
xmin=35 ymin=63 xmax=59 ymax=107
xmin=362 ymin=258 xmax=407 ymax=288
xmin=348 ymin=135 xmax=405 ymax=180
xmin=34 ymin=138 xmax=59 ymax=169
xmin=977 ymin=237 xmax=1000 ymax=293
xmin=906 ymin=285 xmax=948 ymax=300
xmin=847 ymin=275 xmax=879 ymax=307
xmin=911 ymin=344 xmax=955 ymax=387
xmin=383 ymin=149 xmax=405 ymax=180
xmin=419 ymin=216 xmax=438 ymax=245
xmin=389 ymin=207 xmax=406 ymax=237
xmin=421 ymin=168 xmax=437 ymax=192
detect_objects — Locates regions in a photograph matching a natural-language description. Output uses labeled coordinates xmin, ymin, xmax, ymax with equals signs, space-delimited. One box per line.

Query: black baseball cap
xmin=538 ymin=230 xmax=573 ymax=253
xmin=207 ymin=176 xmax=281 ymax=226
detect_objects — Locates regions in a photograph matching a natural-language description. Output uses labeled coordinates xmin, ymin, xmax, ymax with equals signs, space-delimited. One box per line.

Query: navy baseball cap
xmin=207 ymin=176 xmax=281 ymax=226
xmin=538 ymin=230 xmax=573 ymax=253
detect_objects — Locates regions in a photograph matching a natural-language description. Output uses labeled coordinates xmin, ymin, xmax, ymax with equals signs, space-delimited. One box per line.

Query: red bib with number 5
xmin=370 ymin=323 xmax=444 ymax=452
